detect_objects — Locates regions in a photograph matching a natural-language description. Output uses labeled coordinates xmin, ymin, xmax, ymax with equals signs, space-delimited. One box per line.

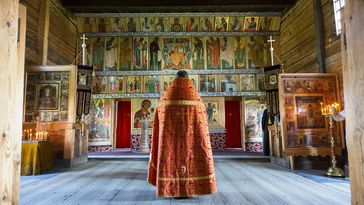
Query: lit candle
xmin=45 ymin=132 xmax=48 ymax=140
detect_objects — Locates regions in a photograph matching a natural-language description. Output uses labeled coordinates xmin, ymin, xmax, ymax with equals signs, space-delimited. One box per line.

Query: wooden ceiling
xmin=60 ymin=0 xmax=296 ymax=13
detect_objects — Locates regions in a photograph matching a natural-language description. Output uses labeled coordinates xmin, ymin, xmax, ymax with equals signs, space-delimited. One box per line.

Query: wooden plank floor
xmin=20 ymin=160 xmax=351 ymax=205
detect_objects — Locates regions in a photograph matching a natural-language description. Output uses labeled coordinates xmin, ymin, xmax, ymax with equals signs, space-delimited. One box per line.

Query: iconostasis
xmin=83 ymin=13 xmax=281 ymax=151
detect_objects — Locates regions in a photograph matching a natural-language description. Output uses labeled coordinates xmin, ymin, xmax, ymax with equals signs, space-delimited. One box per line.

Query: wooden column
xmin=313 ymin=0 xmax=326 ymax=73
xmin=37 ymin=0 xmax=50 ymax=65
xmin=343 ymin=1 xmax=364 ymax=204
xmin=0 ymin=1 xmax=26 ymax=204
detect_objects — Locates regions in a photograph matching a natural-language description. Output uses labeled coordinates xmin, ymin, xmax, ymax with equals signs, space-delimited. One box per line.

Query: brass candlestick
xmin=325 ymin=114 xmax=345 ymax=177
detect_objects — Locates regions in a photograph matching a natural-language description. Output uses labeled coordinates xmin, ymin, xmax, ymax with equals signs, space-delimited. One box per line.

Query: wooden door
xmin=116 ymin=101 xmax=131 ymax=148
xmin=225 ymin=100 xmax=242 ymax=148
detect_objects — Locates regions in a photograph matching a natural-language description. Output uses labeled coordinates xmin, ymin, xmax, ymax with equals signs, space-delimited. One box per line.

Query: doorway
xmin=225 ymin=100 xmax=242 ymax=148
xmin=116 ymin=101 xmax=131 ymax=148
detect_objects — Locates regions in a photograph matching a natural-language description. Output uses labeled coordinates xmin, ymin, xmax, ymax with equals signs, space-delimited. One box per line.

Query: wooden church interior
xmin=1 ymin=0 xmax=364 ymax=204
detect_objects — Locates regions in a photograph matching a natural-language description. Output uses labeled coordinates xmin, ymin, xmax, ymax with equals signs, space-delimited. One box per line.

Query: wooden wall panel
xmin=47 ymin=0 xmax=77 ymax=65
xmin=343 ymin=0 xmax=364 ymax=204
xmin=23 ymin=0 xmax=77 ymax=66
xmin=281 ymin=0 xmax=343 ymax=99
xmin=24 ymin=0 xmax=41 ymax=65
xmin=0 ymin=1 xmax=25 ymax=204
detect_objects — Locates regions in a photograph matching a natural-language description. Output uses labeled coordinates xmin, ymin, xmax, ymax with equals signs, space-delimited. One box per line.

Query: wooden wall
xmin=280 ymin=0 xmax=343 ymax=99
xmin=23 ymin=0 xmax=77 ymax=66
xmin=0 ymin=2 xmax=26 ymax=204
xmin=342 ymin=1 xmax=364 ymax=204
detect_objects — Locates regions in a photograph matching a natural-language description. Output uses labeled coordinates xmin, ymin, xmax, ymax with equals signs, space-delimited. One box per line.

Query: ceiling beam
xmin=60 ymin=0 xmax=295 ymax=13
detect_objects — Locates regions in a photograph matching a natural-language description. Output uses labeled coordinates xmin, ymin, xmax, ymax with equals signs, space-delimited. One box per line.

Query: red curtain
xmin=116 ymin=101 xmax=131 ymax=148
xmin=225 ymin=100 xmax=242 ymax=148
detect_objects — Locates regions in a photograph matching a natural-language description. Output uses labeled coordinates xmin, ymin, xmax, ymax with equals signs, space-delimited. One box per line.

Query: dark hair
xmin=176 ymin=70 xmax=188 ymax=78
xmin=141 ymin=100 xmax=151 ymax=107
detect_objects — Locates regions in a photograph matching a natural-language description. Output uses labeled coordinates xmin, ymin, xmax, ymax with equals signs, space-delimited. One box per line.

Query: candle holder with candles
xmin=321 ymin=103 xmax=345 ymax=177
xmin=22 ymin=129 xmax=48 ymax=142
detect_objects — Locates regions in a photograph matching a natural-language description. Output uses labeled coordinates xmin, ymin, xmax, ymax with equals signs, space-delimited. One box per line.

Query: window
xmin=333 ymin=0 xmax=345 ymax=35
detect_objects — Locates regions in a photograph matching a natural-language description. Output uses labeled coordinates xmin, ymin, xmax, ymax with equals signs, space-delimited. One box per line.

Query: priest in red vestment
xmin=147 ymin=70 xmax=217 ymax=197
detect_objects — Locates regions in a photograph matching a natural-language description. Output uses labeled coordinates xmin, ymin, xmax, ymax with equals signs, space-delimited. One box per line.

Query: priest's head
xmin=176 ymin=70 xmax=188 ymax=78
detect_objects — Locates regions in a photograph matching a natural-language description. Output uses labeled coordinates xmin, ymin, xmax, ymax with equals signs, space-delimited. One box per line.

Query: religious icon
xmin=132 ymin=99 xmax=158 ymax=129
xmin=192 ymin=36 xmax=205 ymax=70
xmin=234 ymin=36 xmax=246 ymax=69
xmin=206 ymin=36 xmax=221 ymax=69
xmin=91 ymin=37 xmax=105 ymax=71
xmin=132 ymin=37 xmax=148 ymax=70
xmin=243 ymin=16 xmax=259 ymax=32
xmin=119 ymin=37 xmax=132 ymax=70
xmin=116 ymin=76 xmax=124 ymax=93
xmin=110 ymin=17 xmax=126 ymax=32
xmin=295 ymin=96 xmax=325 ymax=129
xmin=104 ymin=37 xmax=118 ymax=71
xmin=100 ymin=76 xmax=109 ymax=93
xmin=89 ymin=99 xmax=112 ymax=141
xmin=162 ymin=37 xmax=191 ymax=70
xmin=200 ymin=17 xmax=214 ymax=32
xmin=126 ymin=17 xmax=139 ymax=32
xmin=219 ymin=74 xmax=238 ymax=92
xmin=92 ymin=76 xmax=101 ymax=93
xmin=245 ymin=98 xmax=266 ymax=139
xmin=53 ymin=112 xmax=61 ymax=121
xmin=255 ymin=74 xmax=265 ymax=91
xmin=215 ymin=17 xmax=229 ymax=32
xmin=229 ymin=16 xmax=244 ymax=32
xmin=204 ymin=101 xmax=219 ymax=123
xmin=246 ymin=36 xmax=261 ymax=69
xmin=143 ymin=76 xmax=160 ymax=93
xmin=97 ymin=18 xmax=111 ymax=32
xmin=259 ymin=16 xmax=273 ymax=31
xmin=240 ymin=74 xmax=255 ymax=91
xmin=220 ymin=36 xmax=234 ymax=69
xmin=80 ymin=17 xmax=96 ymax=33
xmin=108 ymin=76 xmax=117 ymax=93
xmin=161 ymin=75 xmax=175 ymax=92
xmin=141 ymin=17 xmax=155 ymax=32
xmin=36 ymin=83 xmax=60 ymax=110
xmin=126 ymin=76 xmax=142 ymax=93
xmin=170 ymin=17 xmax=184 ymax=32
xmin=149 ymin=37 xmax=162 ymax=70
xmin=189 ymin=75 xmax=199 ymax=90
xmin=185 ymin=17 xmax=199 ymax=32
xmin=199 ymin=74 xmax=216 ymax=92
xmin=260 ymin=36 xmax=271 ymax=67
xmin=155 ymin=17 xmax=169 ymax=32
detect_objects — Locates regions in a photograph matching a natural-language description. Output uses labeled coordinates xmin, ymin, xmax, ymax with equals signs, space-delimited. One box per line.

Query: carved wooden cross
xmin=267 ymin=36 xmax=275 ymax=66
xmin=81 ymin=34 xmax=88 ymax=65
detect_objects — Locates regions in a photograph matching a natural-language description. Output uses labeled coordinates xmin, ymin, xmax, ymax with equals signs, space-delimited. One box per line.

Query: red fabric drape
xmin=116 ymin=101 xmax=131 ymax=148
xmin=148 ymin=78 xmax=217 ymax=197
xmin=225 ymin=100 xmax=242 ymax=148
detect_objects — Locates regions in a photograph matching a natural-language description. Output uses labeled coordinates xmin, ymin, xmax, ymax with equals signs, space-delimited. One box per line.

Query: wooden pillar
xmin=0 ymin=1 xmax=26 ymax=204
xmin=313 ymin=0 xmax=326 ymax=73
xmin=37 ymin=0 xmax=50 ymax=65
xmin=343 ymin=1 xmax=364 ymax=204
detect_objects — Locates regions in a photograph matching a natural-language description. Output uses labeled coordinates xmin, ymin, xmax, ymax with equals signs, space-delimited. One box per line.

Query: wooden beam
xmin=343 ymin=1 xmax=364 ymax=204
xmin=37 ymin=0 xmax=50 ymax=65
xmin=60 ymin=0 xmax=295 ymax=12
xmin=313 ymin=0 xmax=326 ymax=73
xmin=0 ymin=1 xmax=25 ymax=204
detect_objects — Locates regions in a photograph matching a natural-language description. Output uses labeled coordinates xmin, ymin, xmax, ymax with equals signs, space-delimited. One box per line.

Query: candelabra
xmin=321 ymin=103 xmax=345 ymax=177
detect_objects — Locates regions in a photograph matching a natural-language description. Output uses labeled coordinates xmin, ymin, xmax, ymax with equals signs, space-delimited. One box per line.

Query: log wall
xmin=23 ymin=0 xmax=77 ymax=66
xmin=281 ymin=0 xmax=343 ymax=100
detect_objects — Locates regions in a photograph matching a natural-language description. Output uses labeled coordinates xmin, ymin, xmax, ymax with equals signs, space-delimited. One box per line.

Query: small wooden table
xmin=21 ymin=141 xmax=54 ymax=175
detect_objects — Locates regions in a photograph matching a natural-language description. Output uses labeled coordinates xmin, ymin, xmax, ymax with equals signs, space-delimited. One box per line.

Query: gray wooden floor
xmin=20 ymin=160 xmax=351 ymax=205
